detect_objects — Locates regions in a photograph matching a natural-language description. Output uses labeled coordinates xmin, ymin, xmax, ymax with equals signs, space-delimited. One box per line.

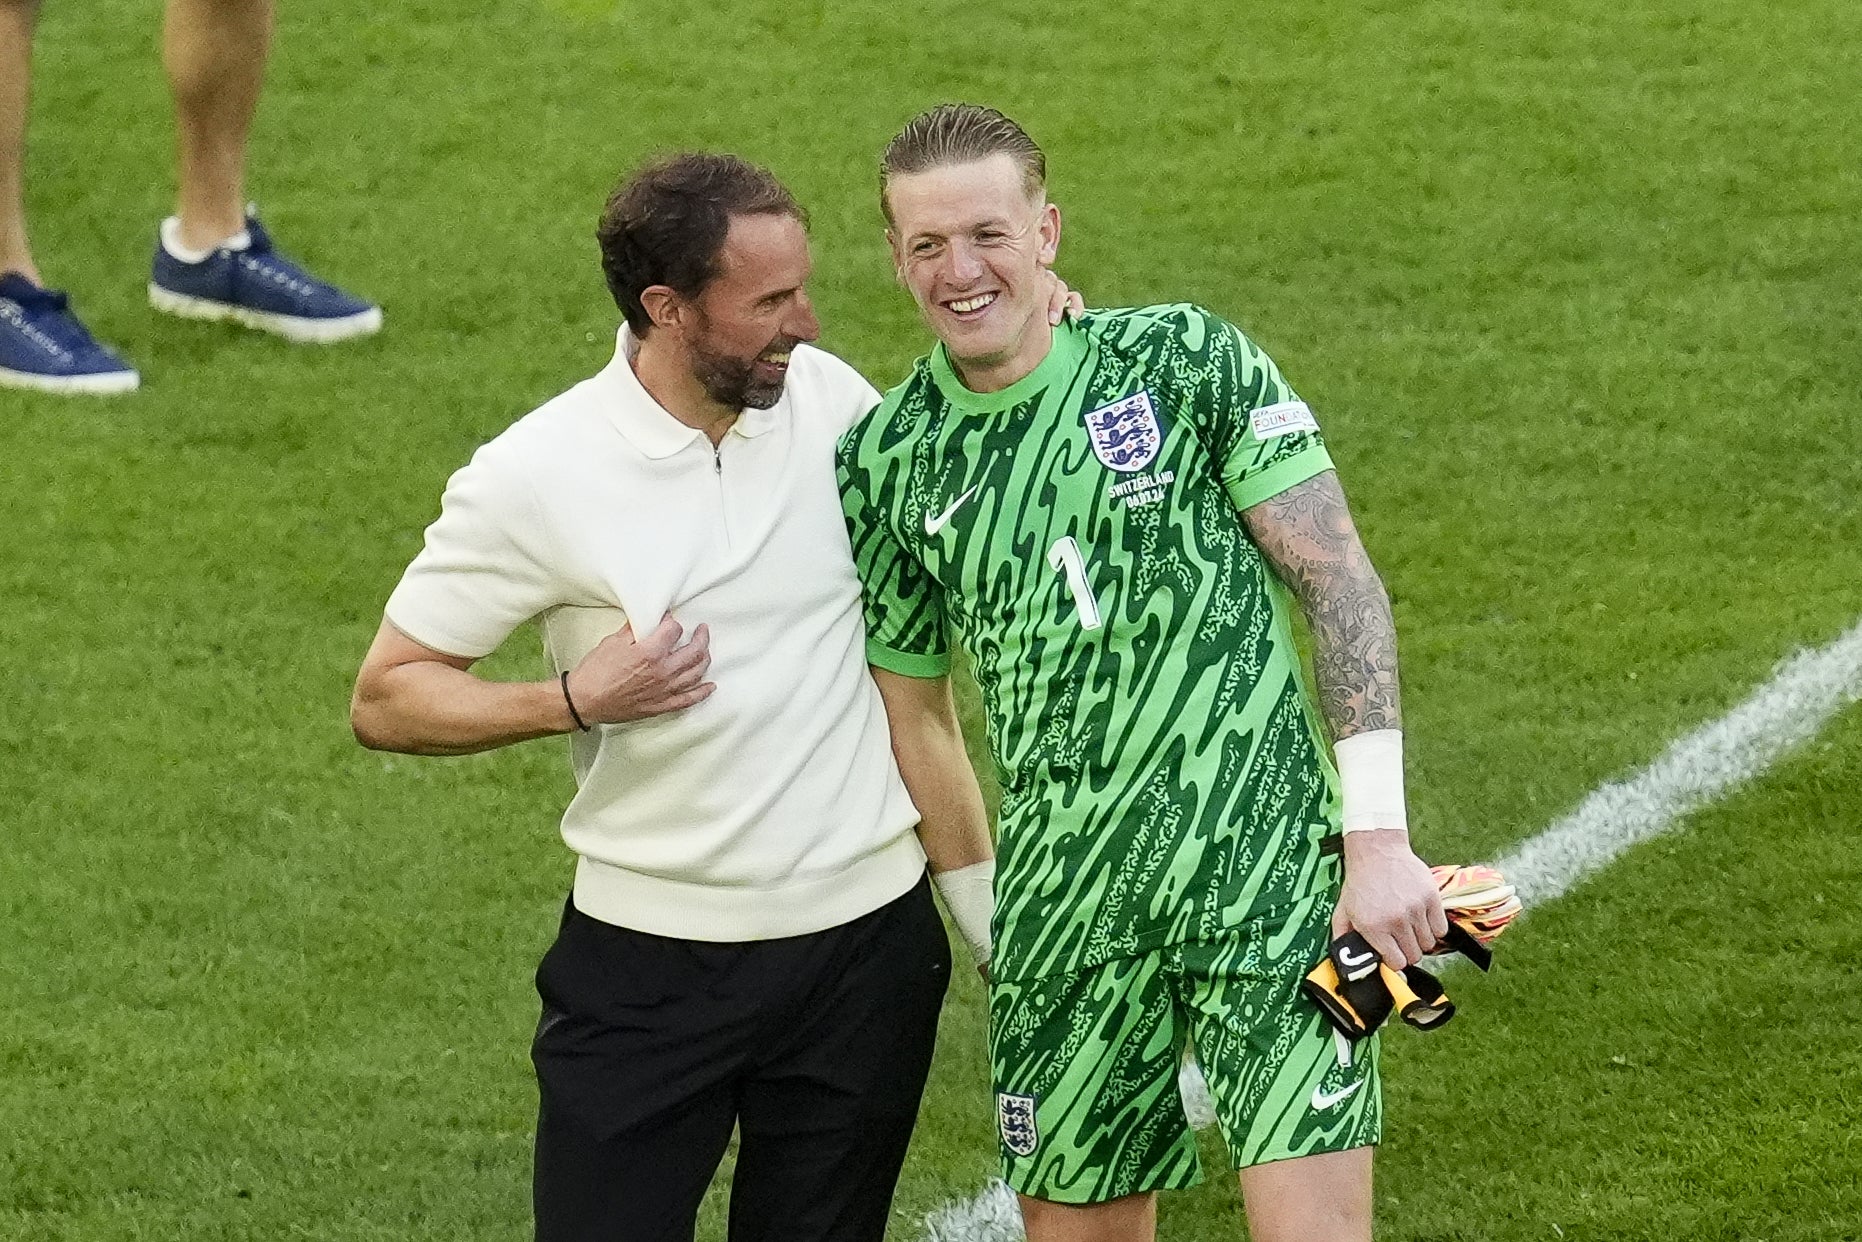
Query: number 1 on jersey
xmin=1046 ymin=536 xmax=1103 ymax=631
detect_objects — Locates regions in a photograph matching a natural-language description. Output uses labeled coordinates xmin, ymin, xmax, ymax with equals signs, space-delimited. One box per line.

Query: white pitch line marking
xmin=921 ymin=1179 xmax=1023 ymax=1242
xmin=923 ymin=618 xmax=1862 ymax=1240
xmin=1494 ymin=617 xmax=1862 ymax=906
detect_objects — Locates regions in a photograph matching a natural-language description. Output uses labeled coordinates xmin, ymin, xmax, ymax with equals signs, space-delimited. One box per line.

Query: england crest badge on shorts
xmin=1083 ymin=391 xmax=1162 ymax=473
xmin=997 ymin=1092 xmax=1040 ymax=1157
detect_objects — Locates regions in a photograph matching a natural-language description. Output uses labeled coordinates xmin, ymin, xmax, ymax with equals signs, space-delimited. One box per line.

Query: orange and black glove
xmin=1303 ymin=864 xmax=1523 ymax=1040
xmin=1302 ymin=931 xmax=1455 ymax=1039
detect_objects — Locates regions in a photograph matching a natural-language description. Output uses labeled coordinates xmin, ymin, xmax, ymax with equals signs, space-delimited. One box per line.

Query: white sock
xmin=160 ymin=216 xmax=253 ymax=264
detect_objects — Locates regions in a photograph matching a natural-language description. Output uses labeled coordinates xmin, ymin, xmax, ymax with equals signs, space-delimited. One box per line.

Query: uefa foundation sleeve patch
xmin=1249 ymin=399 xmax=1319 ymax=440
xmin=998 ymin=1092 xmax=1040 ymax=1156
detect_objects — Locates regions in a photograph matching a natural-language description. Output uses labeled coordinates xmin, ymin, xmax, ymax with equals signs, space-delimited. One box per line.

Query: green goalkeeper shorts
xmin=988 ymin=889 xmax=1381 ymax=1204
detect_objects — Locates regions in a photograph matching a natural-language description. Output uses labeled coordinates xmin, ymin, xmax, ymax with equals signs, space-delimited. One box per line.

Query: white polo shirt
xmin=384 ymin=328 xmax=925 ymax=940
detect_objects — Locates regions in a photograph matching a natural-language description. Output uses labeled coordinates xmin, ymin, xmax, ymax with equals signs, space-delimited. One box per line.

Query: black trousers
xmin=531 ymin=873 xmax=951 ymax=1242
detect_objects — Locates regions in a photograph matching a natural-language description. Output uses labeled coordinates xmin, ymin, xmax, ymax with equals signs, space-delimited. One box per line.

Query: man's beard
xmin=691 ymin=336 xmax=793 ymax=411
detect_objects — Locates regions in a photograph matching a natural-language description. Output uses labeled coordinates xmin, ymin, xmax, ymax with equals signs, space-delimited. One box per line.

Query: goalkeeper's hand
xmin=1334 ymin=830 xmax=1449 ymax=968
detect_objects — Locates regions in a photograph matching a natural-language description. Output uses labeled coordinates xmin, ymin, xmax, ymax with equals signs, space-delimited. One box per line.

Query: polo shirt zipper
xmin=713 ymin=444 xmax=730 ymax=548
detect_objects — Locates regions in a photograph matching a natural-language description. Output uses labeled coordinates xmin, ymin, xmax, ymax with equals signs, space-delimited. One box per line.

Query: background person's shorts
xmin=988 ymin=889 xmax=1381 ymax=1204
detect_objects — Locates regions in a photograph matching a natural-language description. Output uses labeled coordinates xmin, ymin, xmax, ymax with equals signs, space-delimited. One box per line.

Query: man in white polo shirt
xmin=350 ymin=154 xmax=1006 ymax=1242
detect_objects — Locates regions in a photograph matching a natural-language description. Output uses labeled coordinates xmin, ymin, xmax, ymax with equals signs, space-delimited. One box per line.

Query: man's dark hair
xmin=880 ymin=104 xmax=1047 ymax=225
xmin=597 ymin=153 xmax=806 ymax=335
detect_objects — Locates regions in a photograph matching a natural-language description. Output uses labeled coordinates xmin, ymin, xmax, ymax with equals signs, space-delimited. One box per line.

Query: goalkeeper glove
xmin=1431 ymin=863 xmax=1522 ymax=967
xmin=1302 ymin=931 xmax=1456 ymax=1040
xmin=1303 ymin=863 xmax=1523 ymax=1041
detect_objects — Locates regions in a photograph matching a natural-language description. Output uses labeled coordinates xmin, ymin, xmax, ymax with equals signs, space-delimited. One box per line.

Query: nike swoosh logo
xmin=924 ymin=485 xmax=981 ymax=537
xmin=1311 ymin=1080 xmax=1365 ymax=1111
xmin=1337 ymin=946 xmax=1377 ymax=969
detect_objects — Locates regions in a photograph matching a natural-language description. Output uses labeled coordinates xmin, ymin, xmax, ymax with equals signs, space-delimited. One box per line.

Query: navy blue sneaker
xmin=0 ymin=273 xmax=140 ymax=394
xmin=149 ymin=213 xmax=382 ymax=343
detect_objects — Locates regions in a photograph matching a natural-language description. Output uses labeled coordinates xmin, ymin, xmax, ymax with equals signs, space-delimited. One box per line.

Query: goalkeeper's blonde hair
xmin=880 ymin=104 xmax=1046 ymax=225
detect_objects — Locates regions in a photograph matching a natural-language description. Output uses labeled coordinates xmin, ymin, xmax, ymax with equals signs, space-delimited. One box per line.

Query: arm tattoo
xmin=1242 ymin=471 xmax=1401 ymax=739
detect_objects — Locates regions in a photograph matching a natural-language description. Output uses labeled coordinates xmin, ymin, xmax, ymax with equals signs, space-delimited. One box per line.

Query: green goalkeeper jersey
xmin=837 ymin=306 xmax=1342 ymax=983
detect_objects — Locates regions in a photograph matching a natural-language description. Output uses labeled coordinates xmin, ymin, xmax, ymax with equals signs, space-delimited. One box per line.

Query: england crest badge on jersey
xmin=1083 ymin=391 xmax=1162 ymax=473
xmin=997 ymin=1092 xmax=1040 ymax=1157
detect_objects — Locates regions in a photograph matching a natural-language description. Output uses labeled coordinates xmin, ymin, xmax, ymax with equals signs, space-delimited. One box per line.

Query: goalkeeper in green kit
xmin=837 ymin=104 xmax=1448 ymax=1242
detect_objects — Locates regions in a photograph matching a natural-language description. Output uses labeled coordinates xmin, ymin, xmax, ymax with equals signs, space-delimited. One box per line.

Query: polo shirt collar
xmin=596 ymin=326 xmax=780 ymax=458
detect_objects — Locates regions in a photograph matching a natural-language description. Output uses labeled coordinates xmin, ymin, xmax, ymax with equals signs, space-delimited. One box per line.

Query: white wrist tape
xmin=1334 ymin=729 xmax=1407 ymax=834
xmin=932 ymin=859 xmax=996 ymax=966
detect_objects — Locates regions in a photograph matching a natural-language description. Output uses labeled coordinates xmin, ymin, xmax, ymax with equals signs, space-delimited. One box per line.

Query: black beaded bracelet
xmin=560 ymin=670 xmax=592 ymax=732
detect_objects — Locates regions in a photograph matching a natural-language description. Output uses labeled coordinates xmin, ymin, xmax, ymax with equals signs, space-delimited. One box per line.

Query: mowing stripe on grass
xmin=918 ymin=618 xmax=1862 ymax=1241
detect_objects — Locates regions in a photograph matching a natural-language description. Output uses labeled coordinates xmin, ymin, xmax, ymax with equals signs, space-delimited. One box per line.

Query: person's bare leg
xmin=0 ymin=0 xmax=41 ymax=282
xmin=1238 ymin=1146 xmax=1374 ymax=1242
xmin=164 ymin=0 xmax=272 ymax=250
xmin=1018 ymin=1191 xmax=1157 ymax=1242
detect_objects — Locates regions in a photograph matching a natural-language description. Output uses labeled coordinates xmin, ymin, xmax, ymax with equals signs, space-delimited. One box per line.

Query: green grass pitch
xmin=2 ymin=0 xmax=1858 ymax=1238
